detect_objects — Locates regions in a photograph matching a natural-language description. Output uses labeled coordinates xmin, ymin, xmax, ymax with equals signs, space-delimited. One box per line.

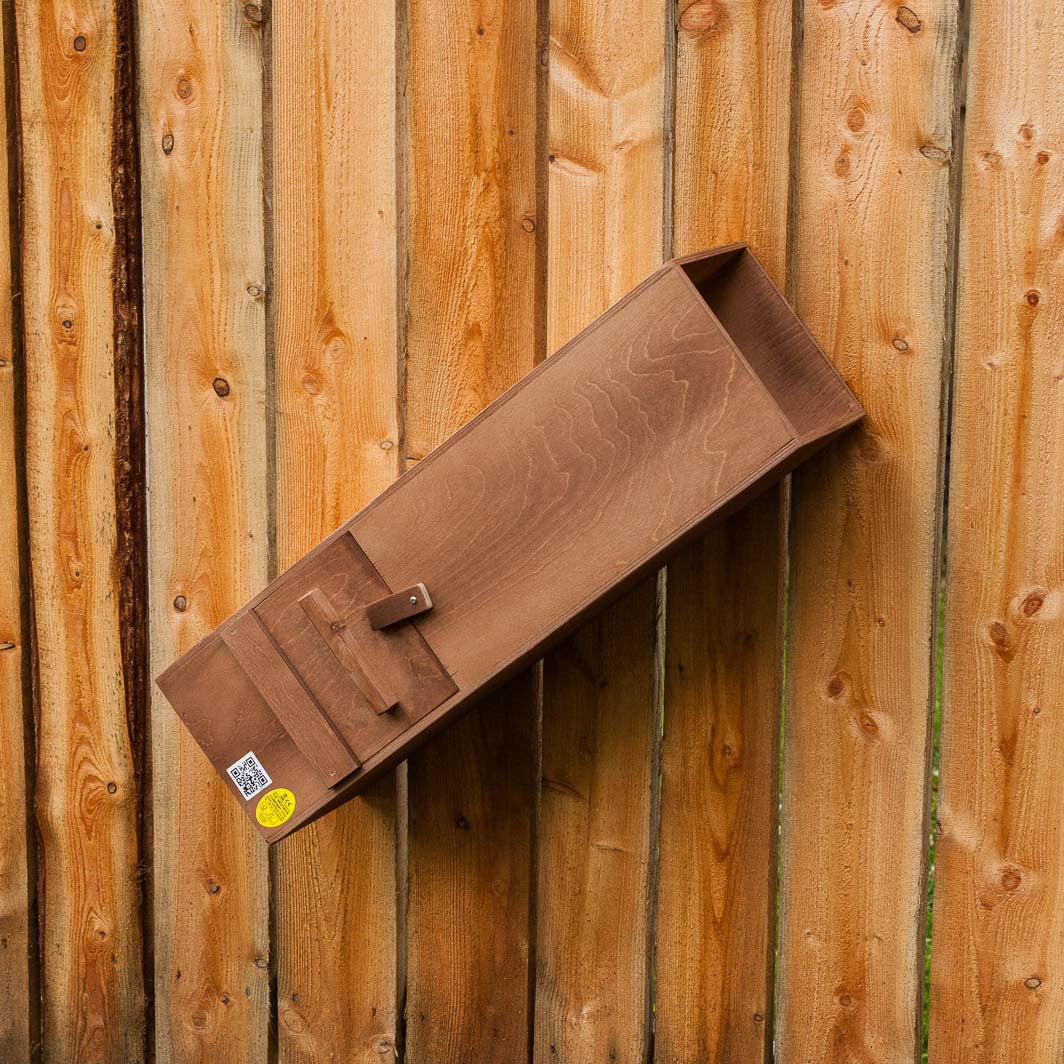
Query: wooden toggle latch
xmin=365 ymin=582 xmax=433 ymax=631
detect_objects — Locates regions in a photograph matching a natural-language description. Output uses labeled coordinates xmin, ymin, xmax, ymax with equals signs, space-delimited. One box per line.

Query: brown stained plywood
xmin=533 ymin=0 xmax=664 ymax=1056
xmin=657 ymin=0 xmax=793 ymax=1058
xmin=17 ymin=0 xmax=146 ymax=1057
xmin=777 ymin=1 xmax=957 ymax=1060
xmin=929 ymin=3 xmax=1064 ymax=1059
xmin=138 ymin=0 xmax=270 ymax=1058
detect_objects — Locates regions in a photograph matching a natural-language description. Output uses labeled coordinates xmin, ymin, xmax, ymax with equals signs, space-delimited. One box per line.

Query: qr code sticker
xmin=227 ymin=751 xmax=272 ymax=800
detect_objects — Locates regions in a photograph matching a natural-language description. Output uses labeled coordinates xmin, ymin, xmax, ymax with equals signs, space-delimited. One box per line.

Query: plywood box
xmin=157 ymin=244 xmax=863 ymax=841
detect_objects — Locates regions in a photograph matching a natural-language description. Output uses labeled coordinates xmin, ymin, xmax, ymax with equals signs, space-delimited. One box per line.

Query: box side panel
xmin=352 ymin=266 xmax=797 ymax=688
xmin=687 ymin=249 xmax=864 ymax=441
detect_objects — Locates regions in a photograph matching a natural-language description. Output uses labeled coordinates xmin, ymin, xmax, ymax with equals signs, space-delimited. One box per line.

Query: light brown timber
xmin=777 ymin=0 xmax=957 ymax=1060
xmin=929 ymin=2 xmax=1064 ymax=1059
xmin=138 ymin=0 xmax=270 ymax=1057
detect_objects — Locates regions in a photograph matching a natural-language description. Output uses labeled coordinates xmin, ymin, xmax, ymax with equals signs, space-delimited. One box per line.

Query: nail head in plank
xmin=366 ymin=583 xmax=433 ymax=630
xmin=222 ymin=612 xmax=360 ymax=784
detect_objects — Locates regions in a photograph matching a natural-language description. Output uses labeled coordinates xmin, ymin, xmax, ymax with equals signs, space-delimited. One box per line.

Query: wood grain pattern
xmin=658 ymin=494 xmax=783 ymax=1063
xmin=17 ymin=0 xmax=146 ymax=1057
xmin=356 ymin=265 xmax=801 ymax=683
xmin=657 ymin=2 xmax=792 ymax=1058
xmin=137 ymin=0 xmax=270 ymax=1058
xmin=536 ymin=582 xmax=658 ymax=1063
xmin=270 ymin=0 xmax=402 ymax=1056
xmin=929 ymin=3 xmax=1064 ymax=1058
xmin=403 ymin=0 xmax=540 ymax=1056
xmin=534 ymin=0 xmax=663 ymax=1055
xmin=403 ymin=0 xmax=541 ymax=466
xmin=0 ymin=3 xmax=32 ymax=1056
xmin=776 ymin=1 xmax=957 ymax=1060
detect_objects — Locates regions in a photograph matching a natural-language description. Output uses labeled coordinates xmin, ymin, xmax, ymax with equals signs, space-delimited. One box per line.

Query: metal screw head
xmin=409 ymin=596 xmax=418 ymax=604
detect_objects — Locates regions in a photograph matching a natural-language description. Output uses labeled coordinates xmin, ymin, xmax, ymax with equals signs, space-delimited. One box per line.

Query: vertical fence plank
xmin=16 ymin=0 xmax=147 ymax=1058
xmin=0 ymin=2 xmax=32 ymax=1057
xmin=656 ymin=3 xmax=793 ymax=1060
xmin=929 ymin=3 xmax=1064 ymax=1058
xmin=271 ymin=0 xmax=401 ymax=1058
xmin=403 ymin=0 xmax=541 ymax=1057
xmin=777 ymin=1 xmax=957 ymax=1061
xmin=533 ymin=0 xmax=664 ymax=1057
xmin=138 ymin=1 xmax=270 ymax=1058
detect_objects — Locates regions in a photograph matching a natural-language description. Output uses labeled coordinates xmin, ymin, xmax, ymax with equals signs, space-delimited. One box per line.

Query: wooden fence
xmin=1 ymin=0 xmax=1061 ymax=1060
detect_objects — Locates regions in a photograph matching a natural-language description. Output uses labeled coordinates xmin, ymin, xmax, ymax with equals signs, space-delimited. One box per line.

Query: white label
xmin=227 ymin=751 xmax=272 ymax=800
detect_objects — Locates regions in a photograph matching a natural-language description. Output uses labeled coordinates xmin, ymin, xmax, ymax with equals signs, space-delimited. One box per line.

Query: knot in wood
xmin=679 ymin=0 xmax=721 ymax=35
xmin=895 ymin=6 xmax=921 ymax=32
xmin=919 ymin=143 xmax=949 ymax=162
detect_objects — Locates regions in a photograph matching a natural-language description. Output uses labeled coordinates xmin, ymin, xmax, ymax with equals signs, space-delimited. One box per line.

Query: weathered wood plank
xmin=138 ymin=0 xmax=270 ymax=1058
xmin=271 ymin=0 xmax=402 ymax=1056
xmin=403 ymin=0 xmax=541 ymax=1056
xmin=655 ymin=2 xmax=792 ymax=1060
xmin=929 ymin=3 xmax=1064 ymax=1059
xmin=659 ymin=495 xmax=783 ymax=1064
xmin=534 ymin=0 xmax=663 ymax=1056
xmin=777 ymin=1 xmax=957 ymax=1060
xmin=536 ymin=586 xmax=658 ymax=1063
xmin=0 ymin=2 xmax=33 ymax=1057
xmin=17 ymin=0 xmax=146 ymax=1057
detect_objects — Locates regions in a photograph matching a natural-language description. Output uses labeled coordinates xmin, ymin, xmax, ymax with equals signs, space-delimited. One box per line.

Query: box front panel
xmin=252 ymin=531 xmax=457 ymax=760
xmin=158 ymin=531 xmax=457 ymax=836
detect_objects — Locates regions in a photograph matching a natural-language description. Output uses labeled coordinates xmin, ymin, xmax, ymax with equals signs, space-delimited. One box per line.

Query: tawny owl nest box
xmin=157 ymin=244 xmax=863 ymax=841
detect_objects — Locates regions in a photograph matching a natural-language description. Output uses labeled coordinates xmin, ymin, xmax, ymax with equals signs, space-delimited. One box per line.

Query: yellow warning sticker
xmin=255 ymin=788 xmax=296 ymax=828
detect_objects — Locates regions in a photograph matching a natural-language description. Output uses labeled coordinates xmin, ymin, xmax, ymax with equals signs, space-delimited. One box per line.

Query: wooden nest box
xmin=157 ymin=243 xmax=863 ymax=841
